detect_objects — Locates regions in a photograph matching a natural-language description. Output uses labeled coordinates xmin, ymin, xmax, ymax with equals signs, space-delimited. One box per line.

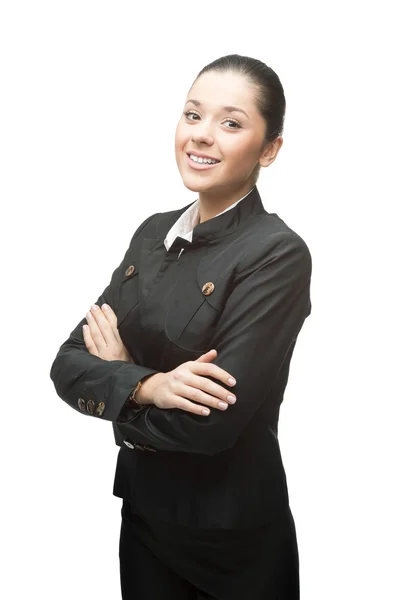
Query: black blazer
xmin=49 ymin=186 xmax=312 ymax=529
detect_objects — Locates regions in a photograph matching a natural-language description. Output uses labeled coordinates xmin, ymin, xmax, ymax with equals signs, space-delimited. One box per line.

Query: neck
xmin=197 ymin=182 xmax=255 ymax=224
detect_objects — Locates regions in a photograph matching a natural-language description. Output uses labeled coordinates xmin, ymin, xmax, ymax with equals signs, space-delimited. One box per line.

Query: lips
xmin=186 ymin=151 xmax=221 ymax=162
xmin=186 ymin=153 xmax=220 ymax=170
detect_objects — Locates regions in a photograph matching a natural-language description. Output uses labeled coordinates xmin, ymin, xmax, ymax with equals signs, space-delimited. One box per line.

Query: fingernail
xmin=91 ymin=304 xmax=98 ymax=311
xmin=86 ymin=311 xmax=91 ymax=319
xmin=228 ymin=378 xmax=236 ymax=386
xmin=218 ymin=402 xmax=228 ymax=410
xmin=227 ymin=395 xmax=236 ymax=404
xmin=202 ymin=408 xmax=210 ymax=415
xmin=102 ymin=304 xmax=109 ymax=310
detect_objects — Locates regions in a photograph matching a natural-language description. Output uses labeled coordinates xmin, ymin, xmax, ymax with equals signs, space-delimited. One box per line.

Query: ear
xmin=259 ymin=136 xmax=284 ymax=168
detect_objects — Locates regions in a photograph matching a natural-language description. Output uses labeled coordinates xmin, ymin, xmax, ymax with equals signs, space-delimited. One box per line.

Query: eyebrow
xmin=185 ymin=98 xmax=249 ymax=119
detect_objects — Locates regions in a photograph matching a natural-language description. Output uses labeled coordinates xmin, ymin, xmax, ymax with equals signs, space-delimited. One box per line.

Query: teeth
xmin=189 ymin=154 xmax=219 ymax=165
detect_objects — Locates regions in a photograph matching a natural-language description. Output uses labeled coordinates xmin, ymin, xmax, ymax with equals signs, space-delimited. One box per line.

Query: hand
xmin=137 ymin=349 xmax=237 ymax=416
xmin=83 ymin=303 xmax=135 ymax=363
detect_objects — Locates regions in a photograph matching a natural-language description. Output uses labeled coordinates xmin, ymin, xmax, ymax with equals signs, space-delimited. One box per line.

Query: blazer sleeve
xmin=49 ymin=213 xmax=161 ymax=423
xmin=115 ymin=231 xmax=312 ymax=455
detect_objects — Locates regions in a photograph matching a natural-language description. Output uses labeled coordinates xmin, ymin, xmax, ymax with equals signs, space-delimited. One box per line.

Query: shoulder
xmin=237 ymin=212 xmax=312 ymax=280
xmin=131 ymin=212 xmax=161 ymax=240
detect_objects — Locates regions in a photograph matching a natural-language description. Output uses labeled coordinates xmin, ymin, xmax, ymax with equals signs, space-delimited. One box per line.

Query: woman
xmin=50 ymin=54 xmax=312 ymax=599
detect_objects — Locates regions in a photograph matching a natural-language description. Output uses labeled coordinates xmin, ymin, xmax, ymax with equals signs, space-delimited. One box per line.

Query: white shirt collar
xmin=164 ymin=187 xmax=255 ymax=251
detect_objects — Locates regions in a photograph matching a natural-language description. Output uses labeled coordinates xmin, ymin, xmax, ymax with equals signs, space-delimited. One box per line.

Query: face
xmin=175 ymin=70 xmax=282 ymax=197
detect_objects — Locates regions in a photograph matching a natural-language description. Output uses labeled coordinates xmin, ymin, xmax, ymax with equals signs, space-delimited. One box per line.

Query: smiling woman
xmin=50 ymin=53 xmax=311 ymax=600
xmin=174 ymin=58 xmax=285 ymax=223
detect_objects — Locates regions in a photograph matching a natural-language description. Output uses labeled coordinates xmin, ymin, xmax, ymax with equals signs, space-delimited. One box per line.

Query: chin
xmin=182 ymin=181 xmax=199 ymax=192
xmin=179 ymin=168 xmax=222 ymax=192
xmin=183 ymin=183 xmax=206 ymax=194
xmin=180 ymin=177 xmax=215 ymax=194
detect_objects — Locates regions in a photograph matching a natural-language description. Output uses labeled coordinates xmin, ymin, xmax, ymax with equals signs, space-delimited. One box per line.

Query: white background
xmin=1 ymin=1 xmax=398 ymax=598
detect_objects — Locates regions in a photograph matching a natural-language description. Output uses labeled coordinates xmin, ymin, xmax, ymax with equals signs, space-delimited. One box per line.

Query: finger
xmin=89 ymin=305 xmax=116 ymax=346
xmin=100 ymin=303 xmax=122 ymax=342
xmin=169 ymin=394 xmax=211 ymax=416
xmin=178 ymin=368 xmax=236 ymax=405
xmin=195 ymin=349 xmax=217 ymax=362
xmin=178 ymin=381 xmax=232 ymax=411
xmin=82 ymin=324 xmax=99 ymax=357
xmin=86 ymin=309 xmax=107 ymax=351
xmin=189 ymin=359 xmax=237 ymax=388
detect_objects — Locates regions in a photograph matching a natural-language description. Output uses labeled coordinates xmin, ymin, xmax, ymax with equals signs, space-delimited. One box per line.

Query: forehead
xmin=187 ymin=70 xmax=257 ymax=111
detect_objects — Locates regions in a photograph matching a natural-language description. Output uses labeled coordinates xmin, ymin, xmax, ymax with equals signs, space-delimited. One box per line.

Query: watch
xmin=127 ymin=379 xmax=144 ymax=407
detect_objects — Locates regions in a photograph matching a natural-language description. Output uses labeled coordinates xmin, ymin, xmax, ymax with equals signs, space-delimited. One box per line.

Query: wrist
xmin=136 ymin=372 xmax=163 ymax=404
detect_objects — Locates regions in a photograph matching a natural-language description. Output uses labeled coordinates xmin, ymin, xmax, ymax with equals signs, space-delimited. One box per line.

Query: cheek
xmin=174 ymin=130 xmax=185 ymax=166
xmin=175 ymin=120 xmax=188 ymax=149
xmin=224 ymin=139 xmax=257 ymax=169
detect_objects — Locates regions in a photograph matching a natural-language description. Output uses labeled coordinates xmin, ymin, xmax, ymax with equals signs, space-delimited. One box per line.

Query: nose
xmin=191 ymin=120 xmax=214 ymax=145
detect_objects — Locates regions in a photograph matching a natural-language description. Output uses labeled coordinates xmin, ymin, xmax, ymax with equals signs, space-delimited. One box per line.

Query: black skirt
xmin=119 ymin=498 xmax=300 ymax=599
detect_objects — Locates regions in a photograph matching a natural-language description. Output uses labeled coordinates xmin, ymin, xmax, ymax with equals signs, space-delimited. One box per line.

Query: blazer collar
xmin=156 ymin=185 xmax=266 ymax=249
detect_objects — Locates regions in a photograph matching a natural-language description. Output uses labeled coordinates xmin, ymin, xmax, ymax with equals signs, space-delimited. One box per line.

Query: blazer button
xmin=87 ymin=399 xmax=95 ymax=415
xmin=202 ymin=282 xmax=215 ymax=296
xmin=95 ymin=401 xmax=105 ymax=416
xmin=125 ymin=265 xmax=135 ymax=277
xmin=77 ymin=398 xmax=86 ymax=411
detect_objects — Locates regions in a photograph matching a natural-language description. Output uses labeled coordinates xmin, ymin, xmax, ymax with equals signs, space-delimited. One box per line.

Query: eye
xmin=183 ymin=110 xmax=200 ymax=121
xmin=222 ymin=119 xmax=242 ymax=129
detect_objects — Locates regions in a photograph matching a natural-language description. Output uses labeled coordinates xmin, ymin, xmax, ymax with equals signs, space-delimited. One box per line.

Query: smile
xmin=186 ymin=153 xmax=221 ymax=170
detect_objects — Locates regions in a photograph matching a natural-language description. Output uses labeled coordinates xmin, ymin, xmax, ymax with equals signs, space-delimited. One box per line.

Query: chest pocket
xmin=117 ymin=264 xmax=140 ymax=328
xmin=164 ymin=263 xmax=233 ymax=353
